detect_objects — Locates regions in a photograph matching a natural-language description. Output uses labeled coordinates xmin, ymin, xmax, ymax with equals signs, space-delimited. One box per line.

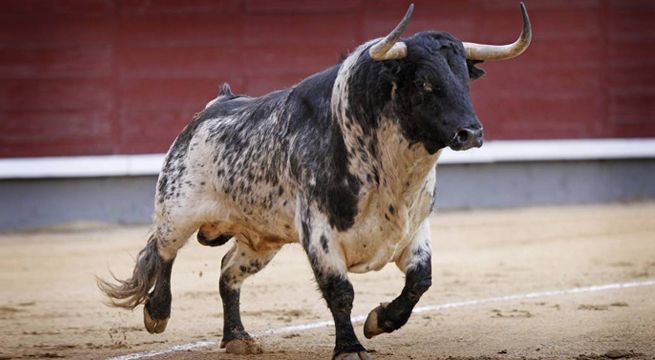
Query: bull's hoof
xmin=363 ymin=302 xmax=389 ymax=339
xmin=143 ymin=304 xmax=168 ymax=334
xmin=334 ymin=352 xmax=372 ymax=360
xmin=221 ymin=338 xmax=263 ymax=355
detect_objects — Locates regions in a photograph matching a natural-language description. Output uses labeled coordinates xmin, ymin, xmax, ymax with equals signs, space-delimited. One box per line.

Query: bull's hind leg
xmin=98 ymin=158 xmax=210 ymax=333
xmin=142 ymin=252 xmax=174 ymax=334
xmin=97 ymin=222 xmax=194 ymax=334
xmin=141 ymin=224 xmax=196 ymax=334
xmin=363 ymin=221 xmax=432 ymax=338
xmin=219 ymin=240 xmax=279 ymax=354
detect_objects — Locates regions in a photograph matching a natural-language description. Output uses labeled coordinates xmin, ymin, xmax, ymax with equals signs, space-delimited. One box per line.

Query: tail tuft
xmin=97 ymin=236 xmax=162 ymax=309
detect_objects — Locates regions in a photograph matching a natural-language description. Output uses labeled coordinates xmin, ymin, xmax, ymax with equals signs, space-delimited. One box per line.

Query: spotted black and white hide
xmin=98 ymin=3 xmax=531 ymax=359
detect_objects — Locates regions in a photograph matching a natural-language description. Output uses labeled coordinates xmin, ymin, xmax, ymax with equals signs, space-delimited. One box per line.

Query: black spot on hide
xmin=320 ymin=235 xmax=330 ymax=253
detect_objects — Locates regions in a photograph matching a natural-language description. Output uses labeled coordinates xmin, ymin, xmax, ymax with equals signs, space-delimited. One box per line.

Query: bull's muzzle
xmin=450 ymin=127 xmax=483 ymax=151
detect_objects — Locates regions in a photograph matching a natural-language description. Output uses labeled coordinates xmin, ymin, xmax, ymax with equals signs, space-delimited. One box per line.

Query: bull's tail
xmin=97 ymin=235 xmax=163 ymax=309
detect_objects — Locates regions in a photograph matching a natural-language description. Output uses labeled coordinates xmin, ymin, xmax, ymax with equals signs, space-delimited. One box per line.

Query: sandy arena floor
xmin=0 ymin=203 xmax=654 ymax=360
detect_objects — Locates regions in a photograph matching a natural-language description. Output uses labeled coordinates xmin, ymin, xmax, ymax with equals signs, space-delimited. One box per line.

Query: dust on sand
xmin=0 ymin=203 xmax=654 ymax=360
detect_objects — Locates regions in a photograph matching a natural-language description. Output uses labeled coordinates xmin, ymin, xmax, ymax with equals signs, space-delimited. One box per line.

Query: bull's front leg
xmin=363 ymin=221 xmax=432 ymax=338
xmin=298 ymin=205 xmax=370 ymax=360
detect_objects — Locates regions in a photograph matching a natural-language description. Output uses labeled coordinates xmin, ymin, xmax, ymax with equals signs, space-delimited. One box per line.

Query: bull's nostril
xmin=450 ymin=127 xmax=482 ymax=151
xmin=456 ymin=130 xmax=470 ymax=143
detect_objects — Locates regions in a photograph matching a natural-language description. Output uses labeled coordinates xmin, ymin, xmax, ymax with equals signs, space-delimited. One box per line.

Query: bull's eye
xmin=414 ymin=79 xmax=433 ymax=92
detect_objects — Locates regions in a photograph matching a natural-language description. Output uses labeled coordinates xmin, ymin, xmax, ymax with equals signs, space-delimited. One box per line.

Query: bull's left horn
xmin=369 ymin=3 xmax=414 ymax=61
xmin=463 ymin=2 xmax=532 ymax=61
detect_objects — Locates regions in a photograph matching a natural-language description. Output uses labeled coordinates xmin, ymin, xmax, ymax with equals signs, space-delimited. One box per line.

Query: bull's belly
xmin=197 ymin=192 xmax=299 ymax=251
xmin=197 ymin=183 xmax=432 ymax=273
xmin=198 ymin=218 xmax=298 ymax=251
xmin=337 ymin=216 xmax=421 ymax=273
xmin=343 ymin=238 xmax=403 ymax=273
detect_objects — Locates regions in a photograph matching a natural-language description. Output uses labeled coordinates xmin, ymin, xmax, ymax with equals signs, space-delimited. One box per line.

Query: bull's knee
xmin=407 ymin=277 xmax=431 ymax=301
xmin=323 ymin=277 xmax=355 ymax=314
xmin=316 ymin=274 xmax=365 ymax=357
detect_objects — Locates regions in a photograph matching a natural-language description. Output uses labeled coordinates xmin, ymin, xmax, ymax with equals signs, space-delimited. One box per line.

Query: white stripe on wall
xmin=438 ymin=138 xmax=655 ymax=164
xmin=1 ymin=138 xmax=654 ymax=179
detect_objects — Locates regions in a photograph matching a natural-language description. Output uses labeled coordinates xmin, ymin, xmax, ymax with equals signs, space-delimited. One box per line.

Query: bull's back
xmin=155 ymin=89 xmax=299 ymax=247
xmin=155 ymin=65 xmax=343 ymax=247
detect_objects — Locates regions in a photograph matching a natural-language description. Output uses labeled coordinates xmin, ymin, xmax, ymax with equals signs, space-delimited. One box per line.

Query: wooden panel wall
xmin=0 ymin=0 xmax=653 ymax=157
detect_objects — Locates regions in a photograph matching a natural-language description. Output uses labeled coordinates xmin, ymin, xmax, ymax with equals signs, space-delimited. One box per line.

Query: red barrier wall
xmin=1 ymin=0 xmax=653 ymax=157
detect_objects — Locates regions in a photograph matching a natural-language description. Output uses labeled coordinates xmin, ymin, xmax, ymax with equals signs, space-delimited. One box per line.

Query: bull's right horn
xmin=369 ymin=4 xmax=414 ymax=61
xmin=463 ymin=2 xmax=532 ymax=61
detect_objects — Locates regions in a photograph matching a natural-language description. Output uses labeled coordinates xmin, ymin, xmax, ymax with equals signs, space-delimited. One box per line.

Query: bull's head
xmin=367 ymin=2 xmax=531 ymax=153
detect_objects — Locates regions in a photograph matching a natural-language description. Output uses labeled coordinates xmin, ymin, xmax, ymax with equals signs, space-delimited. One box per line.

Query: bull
xmin=99 ymin=3 xmax=531 ymax=359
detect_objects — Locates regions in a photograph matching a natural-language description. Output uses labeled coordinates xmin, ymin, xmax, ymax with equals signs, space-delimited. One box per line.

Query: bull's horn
xmin=369 ymin=3 xmax=414 ymax=61
xmin=463 ymin=2 xmax=532 ymax=61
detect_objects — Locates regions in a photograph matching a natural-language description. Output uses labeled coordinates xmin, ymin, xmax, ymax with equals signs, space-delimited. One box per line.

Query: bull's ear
xmin=467 ymin=59 xmax=485 ymax=80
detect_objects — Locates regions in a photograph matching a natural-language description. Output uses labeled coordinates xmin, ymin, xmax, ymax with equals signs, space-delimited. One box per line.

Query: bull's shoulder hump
xmin=201 ymin=95 xmax=255 ymax=119
xmin=290 ymin=64 xmax=340 ymax=100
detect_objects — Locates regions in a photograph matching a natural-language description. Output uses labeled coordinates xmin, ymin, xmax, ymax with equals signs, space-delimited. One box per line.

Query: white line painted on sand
xmin=107 ymin=341 xmax=218 ymax=360
xmin=106 ymin=279 xmax=655 ymax=360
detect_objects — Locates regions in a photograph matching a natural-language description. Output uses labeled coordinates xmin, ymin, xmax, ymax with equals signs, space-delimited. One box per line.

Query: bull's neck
xmin=345 ymin=116 xmax=440 ymax=202
xmin=331 ymin=46 xmax=440 ymax=206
